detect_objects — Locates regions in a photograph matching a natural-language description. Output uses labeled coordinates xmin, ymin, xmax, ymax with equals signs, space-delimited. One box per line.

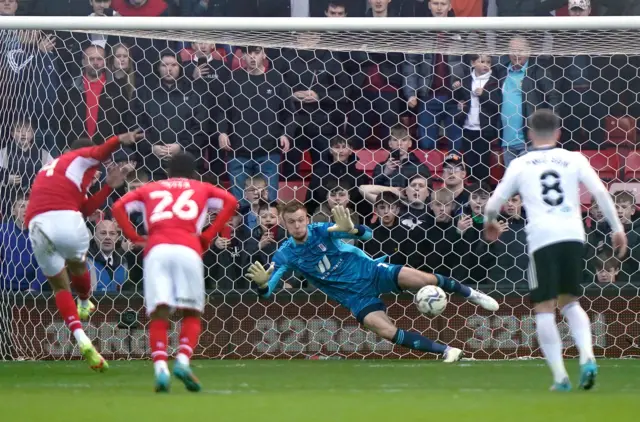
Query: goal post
xmin=1 ymin=16 xmax=639 ymax=361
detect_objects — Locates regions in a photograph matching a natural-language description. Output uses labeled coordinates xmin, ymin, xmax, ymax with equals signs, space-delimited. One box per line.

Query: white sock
xmin=154 ymin=360 xmax=169 ymax=376
xmin=73 ymin=328 xmax=91 ymax=346
xmin=535 ymin=312 xmax=569 ymax=384
xmin=79 ymin=299 xmax=90 ymax=308
xmin=176 ymin=353 xmax=190 ymax=366
xmin=562 ymin=302 xmax=595 ymax=365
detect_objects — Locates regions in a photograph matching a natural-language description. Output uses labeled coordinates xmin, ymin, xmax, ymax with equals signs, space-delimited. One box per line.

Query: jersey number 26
xmin=149 ymin=189 xmax=199 ymax=223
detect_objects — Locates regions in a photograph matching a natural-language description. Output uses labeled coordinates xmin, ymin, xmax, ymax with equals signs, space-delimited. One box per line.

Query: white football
xmin=414 ymin=286 xmax=448 ymax=316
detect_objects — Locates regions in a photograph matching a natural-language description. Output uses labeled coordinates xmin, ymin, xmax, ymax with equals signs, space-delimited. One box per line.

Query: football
xmin=414 ymin=286 xmax=448 ymax=316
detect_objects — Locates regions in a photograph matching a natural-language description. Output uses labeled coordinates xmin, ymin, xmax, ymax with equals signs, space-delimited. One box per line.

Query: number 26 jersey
xmin=115 ymin=178 xmax=236 ymax=256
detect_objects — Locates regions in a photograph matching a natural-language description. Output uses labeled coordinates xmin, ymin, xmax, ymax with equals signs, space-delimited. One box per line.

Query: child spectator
xmin=457 ymin=54 xmax=502 ymax=183
xmin=205 ymin=212 xmax=248 ymax=291
xmin=312 ymin=180 xmax=362 ymax=244
xmin=585 ymin=246 xmax=621 ymax=284
xmin=422 ymin=188 xmax=460 ymax=276
xmin=246 ymin=201 xmax=287 ymax=266
xmin=306 ymin=135 xmax=370 ymax=215
xmin=0 ymin=196 xmax=47 ymax=291
xmin=360 ymin=174 xmax=431 ymax=223
xmin=239 ymin=175 xmax=269 ymax=231
xmin=0 ymin=117 xmax=53 ymax=216
xmin=372 ymin=125 xmax=431 ymax=188
xmin=442 ymin=152 xmax=469 ymax=213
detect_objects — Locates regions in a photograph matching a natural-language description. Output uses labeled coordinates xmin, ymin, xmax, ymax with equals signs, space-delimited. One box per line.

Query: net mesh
xmin=1 ymin=23 xmax=640 ymax=361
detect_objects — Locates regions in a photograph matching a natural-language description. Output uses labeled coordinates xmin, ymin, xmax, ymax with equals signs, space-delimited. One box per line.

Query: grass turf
xmin=0 ymin=359 xmax=638 ymax=422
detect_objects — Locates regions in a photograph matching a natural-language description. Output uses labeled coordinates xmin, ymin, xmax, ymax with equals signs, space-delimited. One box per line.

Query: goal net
xmin=0 ymin=16 xmax=639 ymax=361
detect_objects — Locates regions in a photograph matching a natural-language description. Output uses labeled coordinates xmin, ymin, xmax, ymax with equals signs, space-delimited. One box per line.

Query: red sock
xmin=177 ymin=317 xmax=201 ymax=360
xmin=149 ymin=319 xmax=169 ymax=363
xmin=55 ymin=290 xmax=82 ymax=333
xmin=70 ymin=269 xmax=91 ymax=300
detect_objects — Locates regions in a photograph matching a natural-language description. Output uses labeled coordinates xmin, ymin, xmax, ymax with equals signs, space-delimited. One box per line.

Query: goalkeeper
xmin=247 ymin=202 xmax=499 ymax=361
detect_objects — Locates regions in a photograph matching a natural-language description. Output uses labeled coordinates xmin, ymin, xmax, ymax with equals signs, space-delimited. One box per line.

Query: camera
xmin=118 ymin=309 xmax=141 ymax=329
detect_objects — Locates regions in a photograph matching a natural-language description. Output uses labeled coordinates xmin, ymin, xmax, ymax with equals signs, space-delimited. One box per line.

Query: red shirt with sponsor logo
xmin=25 ymin=136 xmax=121 ymax=226
xmin=112 ymin=178 xmax=238 ymax=256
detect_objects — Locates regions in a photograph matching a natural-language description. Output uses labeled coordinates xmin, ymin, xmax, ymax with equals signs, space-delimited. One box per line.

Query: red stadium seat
xmin=624 ymin=152 xmax=640 ymax=181
xmin=489 ymin=150 xmax=504 ymax=184
xmin=298 ymin=150 xmax=313 ymax=177
xmin=415 ymin=149 xmax=446 ymax=177
xmin=605 ymin=115 xmax=637 ymax=148
xmin=581 ymin=149 xmax=621 ymax=180
xmin=355 ymin=149 xmax=389 ymax=175
xmin=278 ymin=181 xmax=308 ymax=203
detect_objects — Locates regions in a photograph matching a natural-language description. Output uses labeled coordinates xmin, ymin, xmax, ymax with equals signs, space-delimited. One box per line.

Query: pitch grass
xmin=0 ymin=359 xmax=638 ymax=422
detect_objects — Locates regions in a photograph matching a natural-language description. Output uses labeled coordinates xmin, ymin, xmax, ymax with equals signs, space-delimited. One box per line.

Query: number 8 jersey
xmin=112 ymin=178 xmax=238 ymax=256
xmin=486 ymin=147 xmax=623 ymax=254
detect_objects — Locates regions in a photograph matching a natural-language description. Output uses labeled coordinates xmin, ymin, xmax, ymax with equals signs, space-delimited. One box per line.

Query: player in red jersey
xmin=26 ymin=130 xmax=142 ymax=371
xmin=112 ymin=152 xmax=238 ymax=393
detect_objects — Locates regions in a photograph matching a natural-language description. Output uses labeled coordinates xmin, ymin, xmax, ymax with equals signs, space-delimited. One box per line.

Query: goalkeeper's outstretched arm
xmin=325 ymin=205 xmax=373 ymax=241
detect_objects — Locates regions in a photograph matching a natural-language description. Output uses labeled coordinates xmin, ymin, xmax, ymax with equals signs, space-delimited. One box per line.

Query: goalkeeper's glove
xmin=327 ymin=205 xmax=355 ymax=233
xmin=246 ymin=261 xmax=275 ymax=290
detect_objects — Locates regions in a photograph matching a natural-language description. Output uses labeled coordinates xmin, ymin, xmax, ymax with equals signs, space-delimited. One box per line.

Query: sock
xmin=149 ymin=319 xmax=169 ymax=375
xmin=535 ymin=312 xmax=569 ymax=384
xmin=435 ymin=274 xmax=471 ymax=298
xmin=392 ymin=329 xmax=448 ymax=355
xmin=55 ymin=290 xmax=90 ymax=345
xmin=70 ymin=269 xmax=92 ymax=301
xmin=176 ymin=316 xmax=201 ymax=366
xmin=562 ymin=302 xmax=595 ymax=365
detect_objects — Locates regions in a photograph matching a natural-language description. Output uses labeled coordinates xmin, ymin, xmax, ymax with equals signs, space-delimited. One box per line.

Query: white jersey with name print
xmin=486 ymin=147 xmax=623 ymax=253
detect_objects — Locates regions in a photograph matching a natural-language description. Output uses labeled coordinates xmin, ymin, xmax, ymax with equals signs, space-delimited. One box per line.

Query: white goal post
xmin=1 ymin=15 xmax=639 ymax=361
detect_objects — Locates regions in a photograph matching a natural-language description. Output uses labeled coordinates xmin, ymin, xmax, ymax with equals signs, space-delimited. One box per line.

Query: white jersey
xmin=485 ymin=147 xmax=623 ymax=253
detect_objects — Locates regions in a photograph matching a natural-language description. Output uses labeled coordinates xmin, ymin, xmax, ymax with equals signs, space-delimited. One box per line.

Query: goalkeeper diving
xmin=247 ymin=202 xmax=499 ymax=361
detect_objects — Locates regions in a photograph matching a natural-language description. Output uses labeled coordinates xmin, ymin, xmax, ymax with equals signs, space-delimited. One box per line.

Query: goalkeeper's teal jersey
xmin=261 ymin=223 xmax=383 ymax=303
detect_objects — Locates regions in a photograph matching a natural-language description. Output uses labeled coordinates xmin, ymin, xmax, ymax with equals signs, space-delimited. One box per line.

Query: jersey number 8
xmin=540 ymin=170 xmax=564 ymax=206
xmin=149 ymin=189 xmax=199 ymax=223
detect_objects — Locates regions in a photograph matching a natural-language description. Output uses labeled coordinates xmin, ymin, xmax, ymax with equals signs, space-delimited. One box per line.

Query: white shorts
xmin=28 ymin=210 xmax=91 ymax=277
xmin=143 ymin=244 xmax=205 ymax=315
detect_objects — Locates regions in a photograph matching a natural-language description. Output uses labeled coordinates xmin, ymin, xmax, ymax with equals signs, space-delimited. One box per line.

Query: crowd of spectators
xmin=1 ymin=0 xmax=640 ymax=295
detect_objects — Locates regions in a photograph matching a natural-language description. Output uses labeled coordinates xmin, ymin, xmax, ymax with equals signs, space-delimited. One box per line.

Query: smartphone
xmin=104 ymin=8 xmax=115 ymax=16
xmin=391 ymin=150 xmax=402 ymax=161
xmin=221 ymin=226 xmax=231 ymax=239
xmin=197 ymin=56 xmax=208 ymax=66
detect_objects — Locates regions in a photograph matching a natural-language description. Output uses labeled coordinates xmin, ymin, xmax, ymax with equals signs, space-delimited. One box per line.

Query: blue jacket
xmin=88 ymin=246 xmax=128 ymax=293
xmin=0 ymin=221 xmax=47 ymax=291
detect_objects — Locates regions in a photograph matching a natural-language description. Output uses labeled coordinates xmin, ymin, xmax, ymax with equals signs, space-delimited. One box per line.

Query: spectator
xmin=239 ymin=174 xmax=269 ymax=231
xmin=225 ymin=46 xmax=293 ymax=203
xmin=89 ymin=219 xmax=128 ymax=292
xmin=0 ymin=195 xmax=47 ymax=291
xmin=403 ymin=0 xmax=466 ymax=151
xmin=311 ymin=181 xmax=362 ymax=246
xmin=401 ymin=174 xmax=431 ymax=222
xmin=132 ymin=48 xmax=207 ymax=179
xmin=277 ymin=33 xmax=351 ymax=164
xmin=372 ymin=125 xmax=431 ymax=188
xmin=457 ymin=54 xmax=501 ymax=182
xmin=306 ymin=134 xmax=370 ymax=215
xmin=87 ymin=0 xmax=121 ymax=49
xmin=183 ymin=42 xmax=231 ymax=184
xmin=497 ymin=36 xmax=560 ymax=167
xmin=453 ymin=182 xmax=491 ymax=282
xmin=59 ymin=44 xmax=133 ymax=153
xmin=0 ymin=117 xmax=53 ymax=216
xmin=442 ymin=152 xmax=469 ymax=213
xmin=487 ymin=194 xmax=528 ymax=286
xmin=364 ymin=191 xmax=424 ymax=268
xmin=555 ymin=0 xmax=607 ymax=149
xmin=584 ymin=245 xmax=621 ymax=284
xmin=421 ymin=187 xmax=460 ymax=275
xmin=108 ymin=43 xmax=137 ymax=100
xmin=206 ymin=212 xmax=248 ymax=290
xmin=119 ymin=168 xmax=149 ymax=291
xmin=246 ymin=201 xmax=287 ymax=265
xmin=348 ymin=0 xmax=405 ymax=147
xmin=323 ymin=1 xmax=347 ymax=16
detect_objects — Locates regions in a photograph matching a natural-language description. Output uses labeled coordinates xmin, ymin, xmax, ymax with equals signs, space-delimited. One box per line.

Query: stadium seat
xmin=355 ymin=149 xmax=389 ymax=175
xmin=415 ymin=149 xmax=446 ymax=177
xmin=605 ymin=115 xmax=637 ymax=148
xmin=278 ymin=180 xmax=308 ymax=202
xmin=489 ymin=150 xmax=504 ymax=184
xmin=298 ymin=150 xmax=313 ymax=177
xmin=624 ymin=152 xmax=640 ymax=181
xmin=581 ymin=149 xmax=621 ymax=180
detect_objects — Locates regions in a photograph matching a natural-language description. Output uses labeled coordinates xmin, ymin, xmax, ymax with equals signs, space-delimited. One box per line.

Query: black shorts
xmin=528 ymin=241 xmax=584 ymax=303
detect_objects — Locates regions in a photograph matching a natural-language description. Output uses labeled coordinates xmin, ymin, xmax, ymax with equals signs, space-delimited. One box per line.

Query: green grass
xmin=0 ymin=359 xmax=638 ymax=422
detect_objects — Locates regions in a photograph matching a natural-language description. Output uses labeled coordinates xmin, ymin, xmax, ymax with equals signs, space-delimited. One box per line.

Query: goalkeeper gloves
xmin=246 ymin=261 xmax=275 ymax=289
xmin=327 ymin=205 xmax=355 ymax=233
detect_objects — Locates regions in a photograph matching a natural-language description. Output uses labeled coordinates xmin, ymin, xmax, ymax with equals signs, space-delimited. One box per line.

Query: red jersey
xmin=112 ymin=178 xmax=238 ymax=256
xmin=25 ymin=136 xmax=121 ymax=226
